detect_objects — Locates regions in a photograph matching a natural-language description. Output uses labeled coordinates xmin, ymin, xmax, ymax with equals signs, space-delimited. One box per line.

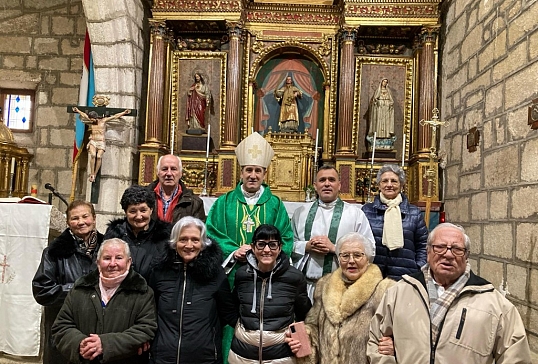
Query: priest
xmin=206 ymin=132 xmax=293 ymax=364
xmin=206 ymin=132 xmax=293 ymax=287
xmin=291 ymin=165 xmax=375 ymax=301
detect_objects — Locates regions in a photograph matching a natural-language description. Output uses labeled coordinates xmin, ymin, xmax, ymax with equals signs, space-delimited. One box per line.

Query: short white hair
xmin=335 ymin=232 xmax=375 ymax=263
xmin=157 ymin=154 xmax=182 ymax=172
xmin=97 ymin=238 xmax=131 ymax=260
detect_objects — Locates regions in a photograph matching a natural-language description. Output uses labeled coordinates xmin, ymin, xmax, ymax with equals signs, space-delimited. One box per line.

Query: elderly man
xmin=147 ymin=154 xmax=205 ymax=223
xmin=367 ymin=223 xmax=531 ymax=363
xmin=292 ymin=165 xmax=375 ymax=300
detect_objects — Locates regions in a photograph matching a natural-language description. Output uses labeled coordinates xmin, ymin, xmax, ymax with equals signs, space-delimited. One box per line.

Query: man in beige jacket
xmin=367 ymin=223 xmax=531 ymax=364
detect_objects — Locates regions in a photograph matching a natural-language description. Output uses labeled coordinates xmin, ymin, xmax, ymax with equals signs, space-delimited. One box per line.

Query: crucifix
xmin=67 ymin=96 xmax=137 ymax=203
xmin=419 ymin=108 xmax=448 ymax=226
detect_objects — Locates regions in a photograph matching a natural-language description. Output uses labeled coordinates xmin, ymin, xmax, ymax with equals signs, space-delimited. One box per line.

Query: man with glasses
xmin=291 ymin=165 xmax=375 ymax=301
xmin=368 ymin=223 xmax=531 ymax=363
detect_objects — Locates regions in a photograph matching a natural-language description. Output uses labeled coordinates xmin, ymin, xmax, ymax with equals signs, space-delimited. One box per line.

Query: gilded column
xmin=222 ymin=21 xmax=243 ymax=148
xmin=417 ymin=26 xmax=440 ymax=153
xmin=145 ymin=20 xmax=169 ymax=146
xmin=336 ymin=26 xmax=357 ymax=154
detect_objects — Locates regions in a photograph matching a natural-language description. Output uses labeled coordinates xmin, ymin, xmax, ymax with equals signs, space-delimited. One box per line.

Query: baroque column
xmin=145 ymin=20 xmax=169 ymax=146
xmin=221 ymin=21 xmax=243 ymax=148
xmin=416 ymin=26 xmax=440 ymax=154
xmin=336 ymin=26 xmax=357 ymax=154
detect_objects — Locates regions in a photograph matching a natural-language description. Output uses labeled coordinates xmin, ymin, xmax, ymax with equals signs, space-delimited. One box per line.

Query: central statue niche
xmin=255 ymin=56 xmax=324 ymax=136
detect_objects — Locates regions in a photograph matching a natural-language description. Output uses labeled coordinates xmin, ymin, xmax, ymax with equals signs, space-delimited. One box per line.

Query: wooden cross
xmin=0 ymin=254 xmax=9 ymax=284
xmin=67 ymin=95 xmax=137 ymax=203
xmin=419 ymin=108 xmax=448 ymax=226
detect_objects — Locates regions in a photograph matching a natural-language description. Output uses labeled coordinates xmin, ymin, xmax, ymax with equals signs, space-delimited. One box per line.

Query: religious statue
xmin=72 ymin=107 xmax=131 ymax=182
xmin=185 ymin=72 xmax=212 ymax=132
xmin=369 ymin=78 xmax=395 ymax=138
xmin=274 ymin=75 xmax=302 ymax=132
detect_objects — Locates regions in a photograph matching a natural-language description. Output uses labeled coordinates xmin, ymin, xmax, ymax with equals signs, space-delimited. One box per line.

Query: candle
xmin=401 ymin=133 xmax=406 ymax=167
xmin=205 ymin=124 xmax=211 ymax=159
xmin=10 ymin=157 xmax=15 ymax=174
xmin=251 ymin=127 xmax=254 ymax=135
xmin=314 ymin=129 xmax=319 ymax=166
xmin=371 ymin=132 xmax=377 ymax=165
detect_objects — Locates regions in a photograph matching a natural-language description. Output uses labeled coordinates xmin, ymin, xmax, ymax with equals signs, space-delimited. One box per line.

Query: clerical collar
xmin=318 ymin=198 xmax=339 ymax=209
xmin=241 ymin=184 xmax=264 ymax=205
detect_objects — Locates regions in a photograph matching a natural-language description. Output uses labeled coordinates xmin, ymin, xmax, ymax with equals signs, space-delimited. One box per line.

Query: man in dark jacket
xmin=148 ymin=154 xmax=205 ymax=223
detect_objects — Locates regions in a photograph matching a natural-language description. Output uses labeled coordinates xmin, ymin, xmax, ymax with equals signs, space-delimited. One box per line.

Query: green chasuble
xmin=206 ymin=182 xmax=292 ymax=364
xmin=206 ymin=182 xmax=293 ymax=287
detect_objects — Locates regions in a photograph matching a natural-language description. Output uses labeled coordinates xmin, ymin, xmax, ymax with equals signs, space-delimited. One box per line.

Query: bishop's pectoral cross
xmin=67 ymin=95 xmax=137 ymax=203
xmin=419 ymin=108 xmax=448 ymax=226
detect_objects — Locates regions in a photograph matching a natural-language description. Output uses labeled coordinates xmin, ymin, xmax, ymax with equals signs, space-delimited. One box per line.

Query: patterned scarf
xmin=379 ymin=192 xmax=404 ymax=250
xmin=422 ymin=262 xmax=471 ymax=343
xmin=70 ymin=229 xmax=98 ymax=257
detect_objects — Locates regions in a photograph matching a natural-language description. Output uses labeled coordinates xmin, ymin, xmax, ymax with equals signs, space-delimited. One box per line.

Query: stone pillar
xmin=336 ymin=26 xmax=357 ymax=155
xmin=221 ymin=21 xmax=243 ymax=148
xmin=145 ymin=19 xmax=169 ymax=146
xmin=417 ymin=26 xmax=440 ymax=153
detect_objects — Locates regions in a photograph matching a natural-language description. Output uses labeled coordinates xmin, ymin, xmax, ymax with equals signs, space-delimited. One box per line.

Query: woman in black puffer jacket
xmin=149 ymin=216 xmax=237 ymax=364
xmin=362 ymin=164 xmax=428 ymax=280
xmin=104 ymin=185 xmax=171 ymax=281
xmin=230 ymin=224 xmax=311 ymax=364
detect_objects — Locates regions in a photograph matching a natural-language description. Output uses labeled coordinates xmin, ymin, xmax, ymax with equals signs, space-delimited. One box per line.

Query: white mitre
xmin=235 ymin=132 xmax=274 ymax=168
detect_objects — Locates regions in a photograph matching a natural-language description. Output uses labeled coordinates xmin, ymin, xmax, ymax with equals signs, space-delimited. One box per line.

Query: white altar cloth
xmin=0 ymin=203 xmax=52 ymax=356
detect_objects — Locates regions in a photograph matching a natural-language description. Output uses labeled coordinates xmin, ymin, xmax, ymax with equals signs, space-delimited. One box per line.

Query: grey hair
xmin=157 ymin=154 xmax=183 ymax=172
xmin=335 ymin=232 xmax=375 ymax=263
xmin=169 ymin=216 xmax=212 ymax=250
xmin=376 ymin=164 xmax=406 ymax=185
xmin=427 ymin=222 xmax=471 ymax=252
xmin=97 ymin=238 xmax=131 ymax=260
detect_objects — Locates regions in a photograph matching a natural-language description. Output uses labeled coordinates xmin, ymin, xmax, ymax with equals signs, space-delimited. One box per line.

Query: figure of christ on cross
xmin=72 ymin=107 xmax=131 ymax=182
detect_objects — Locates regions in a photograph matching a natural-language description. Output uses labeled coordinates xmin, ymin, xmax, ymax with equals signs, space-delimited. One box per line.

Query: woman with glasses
xmin=362 ymin=164 xmax=428 ymax=280
xmin=148 ymin=216 xmax=237 ymax=364
xmin=287 ymin=232 xmax=394 ymax=364
xmin=229 ymin=224 xmax=311 ymax=364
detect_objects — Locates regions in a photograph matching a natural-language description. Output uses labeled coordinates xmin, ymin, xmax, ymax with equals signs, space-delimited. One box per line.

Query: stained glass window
xmin=0 ymin=89 xmax=34 ymax=131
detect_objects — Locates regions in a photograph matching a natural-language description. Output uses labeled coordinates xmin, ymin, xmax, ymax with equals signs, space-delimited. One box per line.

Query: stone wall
xmin=0 ymin=0 xmax=87 ymax=212
xmin=440 ymin=0 xmax=538 ymax=356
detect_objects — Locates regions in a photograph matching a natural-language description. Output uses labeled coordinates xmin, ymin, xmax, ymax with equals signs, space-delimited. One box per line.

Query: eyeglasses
xmin=430 ymin=244 xmax=467 ymax=257
xmin=253 ymin=240 xmax=280 ymax=250
xmin=338 ymin=252 xmax=366 ymax=262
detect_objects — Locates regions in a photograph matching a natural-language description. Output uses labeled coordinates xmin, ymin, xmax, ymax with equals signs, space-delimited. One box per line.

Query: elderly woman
xmin=105 ymin=185 xmax=171 ymax=280
xmin=32 ymin=200 xmax=104 ymax=364
xmin=149 ymin=216 xmax=237 ymax=364
xmin=52 ymin=238 xmax=157 ymax=364
xmin=230 ymin=224 xmax=311 ymax=364
xmin=362 ymin=164 xmax=428 ymax=280
xmin=288 ymin=232 xmax=394 ymax=364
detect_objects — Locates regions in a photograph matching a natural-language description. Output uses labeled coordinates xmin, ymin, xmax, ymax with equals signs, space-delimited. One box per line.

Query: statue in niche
xmin=274 ymin=75 xmax=302 ymax=132
xmin=185 ymin=72 xmax=212 ymax=133
xmin=369 ymin=78 xmax=395 ymax=138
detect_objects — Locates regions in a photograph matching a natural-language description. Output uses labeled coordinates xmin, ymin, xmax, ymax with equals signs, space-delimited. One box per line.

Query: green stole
xmin=304 ymin=198 xmax=344 ymax=274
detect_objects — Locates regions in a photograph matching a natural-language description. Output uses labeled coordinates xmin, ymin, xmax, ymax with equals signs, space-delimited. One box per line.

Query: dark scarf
xmin=69 ymin=229 xmax=99 ymax=257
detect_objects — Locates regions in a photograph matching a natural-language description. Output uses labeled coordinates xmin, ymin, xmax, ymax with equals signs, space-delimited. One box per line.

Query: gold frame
xmin=354 ymin=56 xmax=414 ymax=161
xmin=170 ymin=51 xmax=227 ymax=151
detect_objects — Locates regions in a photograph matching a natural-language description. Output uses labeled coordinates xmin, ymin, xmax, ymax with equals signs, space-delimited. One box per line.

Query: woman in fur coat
xmin=288 ymin=232 xmax=394 ymax=364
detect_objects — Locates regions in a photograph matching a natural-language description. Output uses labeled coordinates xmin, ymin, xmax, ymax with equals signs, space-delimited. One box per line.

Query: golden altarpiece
xmin=0 ymin=120 xmax=33 ymax=198
xmin=139 ymin=0 xmax=443 ymax=212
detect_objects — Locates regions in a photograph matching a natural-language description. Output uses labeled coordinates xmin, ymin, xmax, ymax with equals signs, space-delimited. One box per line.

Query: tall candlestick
xmin=371 ymin=132 xmax=377 ymax=165
xmin=10 ymin=157 xmax=15 ymax=174
xmin=401 ymin=133 xmax=406 ymax=167
xmin=314 ymin=129 xmax=319 ymax=166
xmin=205 ymin=124 xmax=211 ymax=159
